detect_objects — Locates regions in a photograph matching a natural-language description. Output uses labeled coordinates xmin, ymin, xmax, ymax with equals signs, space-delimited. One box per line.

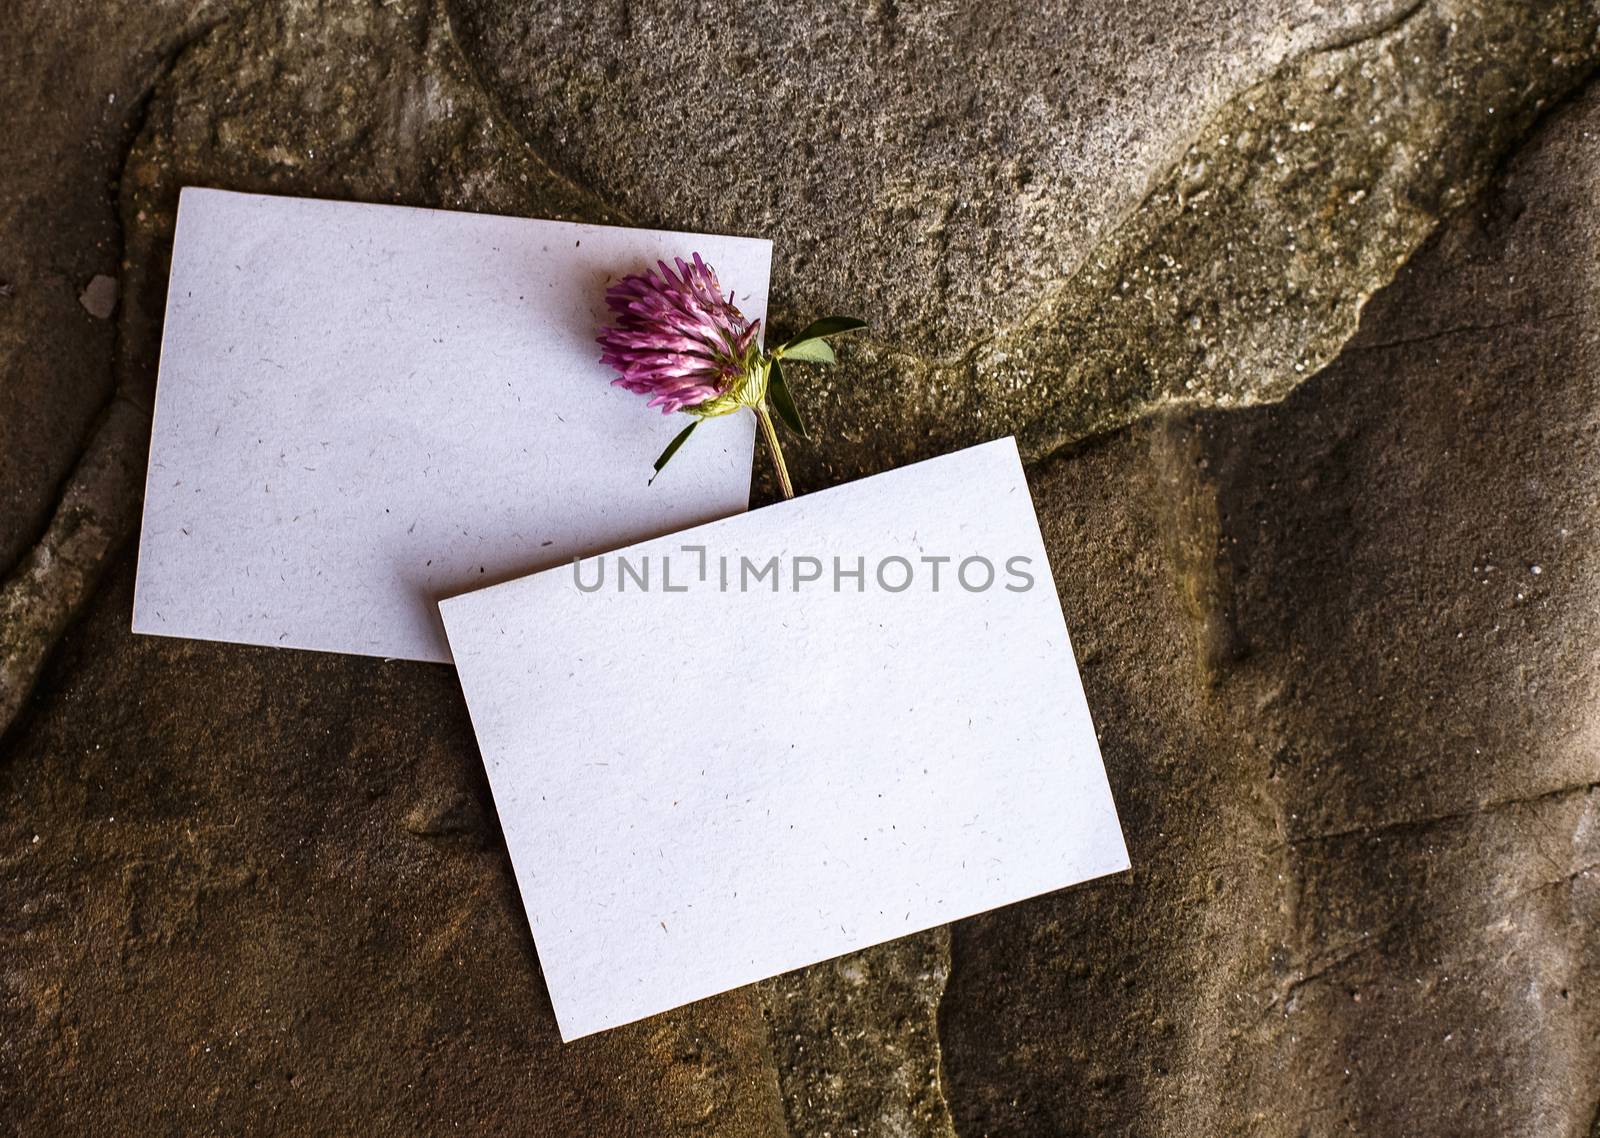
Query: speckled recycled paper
xmin=132 ymin=187 xmax=768 ymax=662
xmin=439 ymin=437 xmax=1130 ymax=1040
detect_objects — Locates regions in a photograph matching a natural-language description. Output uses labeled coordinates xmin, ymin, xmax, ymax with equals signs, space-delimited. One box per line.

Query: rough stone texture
xmin=3 ymin=0 xmax=1599 ymax=1133
xmin=0 ymin=0 xmax=235 ymax=572
xmin=942 ymin=82 xmax=1600 ymax=1136
xmin=953 ymin=0 xmax=1599 ymax=462
xmin=0 ymin=399 xmax=146 ymax=737
xmin=451 ymin=0 xmax=1407 ymax=357
xmin=759 ymin=930 xmax=955 ymax=1138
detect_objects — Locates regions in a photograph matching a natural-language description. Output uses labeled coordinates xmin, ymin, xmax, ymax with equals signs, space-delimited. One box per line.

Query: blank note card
xmin=441 ymin=438 xmax=1129 ymax=1039
xmin=134 ymin=188 xmax=769 ymax=662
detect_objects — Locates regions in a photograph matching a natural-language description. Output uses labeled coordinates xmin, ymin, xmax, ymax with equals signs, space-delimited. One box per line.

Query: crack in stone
xmin=439 ymin=0 xmax=634 ymax=228
xmin=1277 ymin=781 xmax=1600 ymax=848
xmin=1277 ymin=854 xmax=1600 ymax=1006
xmin=1343 ymin=309 xmax=1586 ymax=355
xmin=1310 ymin=0 xmax=1428 ymax=54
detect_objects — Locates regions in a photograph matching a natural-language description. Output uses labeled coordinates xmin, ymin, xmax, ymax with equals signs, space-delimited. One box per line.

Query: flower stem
xmin=754 ymin=405 xmax=794 ymax=499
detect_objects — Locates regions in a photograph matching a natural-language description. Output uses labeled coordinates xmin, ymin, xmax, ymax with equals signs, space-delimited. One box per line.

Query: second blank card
xmin=440 ymin=438 xmax=1129 ymax=1040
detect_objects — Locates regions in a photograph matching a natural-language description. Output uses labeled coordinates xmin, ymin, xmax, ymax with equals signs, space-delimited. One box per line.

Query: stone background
xmin=3 ymin=1 xmax=1598 ymax=1134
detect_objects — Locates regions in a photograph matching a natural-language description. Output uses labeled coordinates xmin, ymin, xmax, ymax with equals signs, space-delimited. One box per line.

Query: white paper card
xmin=133 ymin=188 xmax=768 ymax=662
xmin=440 ymin=437 xmax=1129 ymax=1040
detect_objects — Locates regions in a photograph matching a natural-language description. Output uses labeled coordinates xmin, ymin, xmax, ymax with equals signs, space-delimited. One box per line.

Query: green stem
xmin=754 ymin=404 xmax=794 ymax=499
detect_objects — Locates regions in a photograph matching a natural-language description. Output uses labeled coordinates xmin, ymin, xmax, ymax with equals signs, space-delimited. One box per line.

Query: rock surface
xmin=450 ymin=0 xmax=1406 ymax=355
xmin=3 ymin=0 xmax=1598 ymax=1133
xmin=0 ymin=0 xmax=234 ymax=573
xmin=944 ymin=85 xmax=1600 ymax=1133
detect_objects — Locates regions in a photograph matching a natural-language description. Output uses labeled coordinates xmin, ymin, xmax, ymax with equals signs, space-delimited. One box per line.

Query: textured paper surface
xmin=133 ymin=188 xmax=768 ymax=662
xmin=440 ymin=437 xmax=1129 ymax=1040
